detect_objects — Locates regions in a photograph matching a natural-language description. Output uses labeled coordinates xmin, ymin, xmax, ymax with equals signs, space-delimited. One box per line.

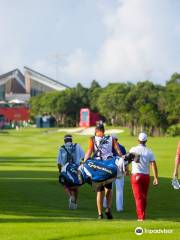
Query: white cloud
xmin=93 ymin=0 xmax=180 ymax=84
xmin=31 ymin=49 xmax=91 ymax=87
xmin=52 ymin=0 xmax=180 ymax=86
xmin=0 ymin=44 xmax=21 ymax=71
xmin=0 ymin=0 xmax=180 ymax=86
xmin=60 ymin=48 xmax=91 ymax=85
xmin=0 ymin=7 xmax=23 ymax=73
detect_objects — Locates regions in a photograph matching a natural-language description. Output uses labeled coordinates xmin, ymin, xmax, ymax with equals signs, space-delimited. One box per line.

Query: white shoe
xmin=172 ymin=178 xmax=180 ymax=190
xmin=117 ymin=209 xmax=123 ymax=212
xmin=68 ymin=197 xmax=74 ymax=209
xmin=68 ymin=197 xmax=77 ymax=210
xmin=73 ymin=203 xmax=78 ymax=210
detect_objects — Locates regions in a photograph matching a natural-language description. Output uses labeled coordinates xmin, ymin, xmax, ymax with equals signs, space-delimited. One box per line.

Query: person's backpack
xmin=92 ymin=135 xmax=112 ymax=159
xmin=60 ymin=143 xmax=77 ymax=164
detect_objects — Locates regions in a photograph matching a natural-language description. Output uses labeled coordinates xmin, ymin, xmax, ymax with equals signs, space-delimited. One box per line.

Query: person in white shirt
xmin=57 ymin=134 xmax=84 ymax=209
xmin=129 ymin=132 xmax=158 ymax=221
xmin=103 ymin=134 xmax=126 ymax=212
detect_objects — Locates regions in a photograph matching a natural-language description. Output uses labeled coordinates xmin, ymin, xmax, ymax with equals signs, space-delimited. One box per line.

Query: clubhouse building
xmin=0 ymin=66 xmax=69 ymax=102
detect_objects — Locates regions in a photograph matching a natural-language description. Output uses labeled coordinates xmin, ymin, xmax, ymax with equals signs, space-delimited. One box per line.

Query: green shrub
xmin=166 ymin=124 xmax=180 ymax=136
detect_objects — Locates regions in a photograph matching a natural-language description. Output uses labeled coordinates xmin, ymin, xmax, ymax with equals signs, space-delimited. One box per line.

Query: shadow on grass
xmin=0 ymin=131 xmax=9 ymax=134
xmin=0 ymin=157 xmax=55 ymax=167
xmin=0 ymin=217 xmax=96 ymax=223
xmin=114 ymin=177 xmax=180 ymax=222
xmin=0 ymin=169 xmax=179 ymax=223
xmin=49 ymin=233 xmax=101 ymax=240
xmin=0 ymin=156 xmax=53 ymax=161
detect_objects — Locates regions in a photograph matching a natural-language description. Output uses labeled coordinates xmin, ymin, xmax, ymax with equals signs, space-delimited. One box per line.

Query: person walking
xmin=113 ymin=134 xmax=126 ymax=212
xmin=103 ymin=134 xmax=126 ymax=212
xmin=57 ymin=134 xmax=84 ymax=209
xmin=83 ymin=124 xmax=123 ymax=219
xmin=172 ymin=141 xmax=180 ymax=189
xmin=130 ymin=132 xmax=158 ymax=221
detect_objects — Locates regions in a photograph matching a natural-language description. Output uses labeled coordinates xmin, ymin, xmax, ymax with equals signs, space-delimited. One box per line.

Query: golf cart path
xmin=58 ymin=127 xmax=124 ymax=135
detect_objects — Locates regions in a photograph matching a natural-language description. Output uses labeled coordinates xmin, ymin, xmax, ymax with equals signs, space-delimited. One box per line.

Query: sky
xmin=0 ymin=0 xmax=180 ymax=87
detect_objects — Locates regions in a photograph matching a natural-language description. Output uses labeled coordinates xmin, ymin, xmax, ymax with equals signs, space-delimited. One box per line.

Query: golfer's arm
xmin=173 ymin=155 xmax=180 ymax=177
xmin=84 ymin=149 xmax=92 ymax=162
xmin=57 ymin=150 xmax=62 ymax=172
xmin=174 ymin=158 xmax=180 ymax=172
xmin=57 ymin=164 xmax=61 ymax=172
xmin=83 ymin=138 xmax=94 ymax=162
xmin=125 ymin=165 xmax=130 ymax=175
xmin=114 ymin=141 xmax=123 ymax=157
xmin=175 ymin=154 xmax=180 ymax=168
xmin=150 ymin=161 xmax=158 ymax=179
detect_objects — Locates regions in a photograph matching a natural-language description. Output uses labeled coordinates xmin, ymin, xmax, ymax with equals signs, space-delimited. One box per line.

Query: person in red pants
xmin=130 ymin=133 xmax=158 ymax=221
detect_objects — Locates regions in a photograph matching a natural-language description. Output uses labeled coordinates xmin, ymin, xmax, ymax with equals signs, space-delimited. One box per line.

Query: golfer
xmin=83 ymin=124 xmax=123 ymax=219
xmin=57 ymin=134 xmax=84 ymax=209
xmin=130 ymin=133 xmax=158 ymax=221
xmin=103 ymin=134 xmax=126 ymax=212
xmin=172 ymin=141 xmax=180 ymax=189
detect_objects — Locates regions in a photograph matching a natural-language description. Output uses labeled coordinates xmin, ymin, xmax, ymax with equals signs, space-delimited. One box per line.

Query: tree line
xmin=29 ymin=73 xmax=180 ymax=136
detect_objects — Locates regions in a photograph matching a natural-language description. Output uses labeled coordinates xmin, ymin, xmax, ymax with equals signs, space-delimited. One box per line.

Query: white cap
xmin=111 ymin=133 xmax=118 ymax=140
xmin=138 ymin=132 xmax=147 ymax=141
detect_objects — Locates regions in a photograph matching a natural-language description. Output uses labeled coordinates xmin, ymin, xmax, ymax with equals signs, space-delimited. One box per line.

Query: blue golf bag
xmin=59 ymin=163 xmax=82 ymax=187
xmin=59 ymin=157 xmax=118 ymax=187
xmin=59 ymin=153 xmax=138 ymax=187
xmin=81 ymin=158 xmax=117 ymax=183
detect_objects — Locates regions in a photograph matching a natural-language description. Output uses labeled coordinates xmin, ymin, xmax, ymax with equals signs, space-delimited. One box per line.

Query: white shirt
xmin=57 ymin=143 xmax=85 ymax=166
xmin=115 ymin=156 xmax=125 ymax=178
xmin=129 ymin=144 xmax=155 ymax=175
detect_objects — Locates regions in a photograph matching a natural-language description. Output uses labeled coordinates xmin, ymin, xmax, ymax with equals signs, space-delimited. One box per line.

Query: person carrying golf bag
xmin=83 ymin=123 xmax=123 ymax=220
xmin=59 ymin=153 xmax=139 ymax=198
xmin=57 ymin=134 xmax=84 ymax=209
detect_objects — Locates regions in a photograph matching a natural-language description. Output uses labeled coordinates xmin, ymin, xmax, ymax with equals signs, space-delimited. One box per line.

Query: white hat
xmin=111 ymin=133 xmax=118 ymax=140
xmin=138 ymin=132 xmax=147 ymax=141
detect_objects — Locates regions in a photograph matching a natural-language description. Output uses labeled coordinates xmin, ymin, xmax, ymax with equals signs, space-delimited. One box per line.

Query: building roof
xmin=0 ymin=68 xmax=24 ymax=81
xmin=24 ymin=66 xmax=69 ymax=90
xmin=0 ymin=69 xmax=25 ymax=90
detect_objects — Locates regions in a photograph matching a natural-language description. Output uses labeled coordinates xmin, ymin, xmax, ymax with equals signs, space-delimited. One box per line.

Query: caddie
xmin=57 ymin=134 xmax=84 ymax=209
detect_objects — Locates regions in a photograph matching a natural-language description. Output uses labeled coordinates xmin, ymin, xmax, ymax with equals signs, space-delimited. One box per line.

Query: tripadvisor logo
xmin=135 ymin=227 xmax=144 ymax=235
xmin=135 ymin=227 xmax=173 ymax=235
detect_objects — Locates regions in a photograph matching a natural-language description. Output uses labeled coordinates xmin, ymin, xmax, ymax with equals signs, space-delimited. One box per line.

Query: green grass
xmin=0 ymin=128 xmax=179 ymax=240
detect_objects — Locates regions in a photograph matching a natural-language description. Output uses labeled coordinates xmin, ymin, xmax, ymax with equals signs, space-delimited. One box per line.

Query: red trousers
xmin=131 ymin=173 xmax=150 ymax=220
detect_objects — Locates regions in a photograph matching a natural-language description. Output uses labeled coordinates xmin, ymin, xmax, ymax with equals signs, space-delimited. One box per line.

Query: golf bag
xmin=59 ymin=162 xmax=82 ymax=187
xmin=80 ymin=158 xmax=118 ymax=183
xmin=59 ymin=153 xmax=139 ymax=187
xmin=59 ymin=157 xmax=122 ymax=187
